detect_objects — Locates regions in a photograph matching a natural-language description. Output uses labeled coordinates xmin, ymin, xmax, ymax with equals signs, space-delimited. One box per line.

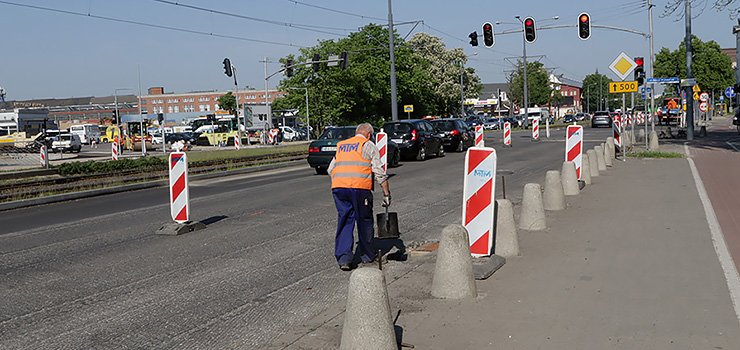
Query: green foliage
xmin=627 ymin=151 xmax=684 ymax=158
xmin=654 ymin=35 xmax=734 ymax=94
xmin=217 ymin=92 xmax=237 ymax=116
xmin=272 ymin=25 xmax=481 ymax=128
xmin=507 ymin=61 xmax=552 ymax=108
xmin=58 ymin=157 xmax=167 ymax=176
xmin=582 ymin=72 xmax=621 ymax=111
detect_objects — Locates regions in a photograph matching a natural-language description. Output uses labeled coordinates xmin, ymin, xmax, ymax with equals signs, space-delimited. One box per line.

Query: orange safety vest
xmin=331 ymin=135 xmax=373 ymax=190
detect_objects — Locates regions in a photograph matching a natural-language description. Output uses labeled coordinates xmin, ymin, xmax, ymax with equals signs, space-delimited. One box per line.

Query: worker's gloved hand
xmin=382 ymin=194 xmax=392 ymax=207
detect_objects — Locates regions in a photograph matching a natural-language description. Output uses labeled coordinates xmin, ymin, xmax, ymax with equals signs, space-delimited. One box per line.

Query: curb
xmin=0 ymin=159 xmax=306 ymax=212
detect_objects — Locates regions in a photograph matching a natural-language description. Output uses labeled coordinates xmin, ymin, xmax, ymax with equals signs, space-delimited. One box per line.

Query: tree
xmin=507 ymin=60 xmax=552 ymax=109
xmin=407 ymin=33 xmax=481 ymax=115
xmin=217 ymin=92 xmax=237 ymax=116
xmin=581 ymin=72 xmax=620 ymax=112
xmin=654 ymin=35 xmax=734 ymax=95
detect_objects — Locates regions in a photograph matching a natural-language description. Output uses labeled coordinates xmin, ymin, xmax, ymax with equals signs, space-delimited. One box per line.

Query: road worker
xmin=328 ymin=123 xmax=391 ymax=271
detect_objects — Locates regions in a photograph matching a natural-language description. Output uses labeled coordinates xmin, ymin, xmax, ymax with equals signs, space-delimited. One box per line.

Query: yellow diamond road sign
xmin=609 ymin=52 xmax=637 ymax=81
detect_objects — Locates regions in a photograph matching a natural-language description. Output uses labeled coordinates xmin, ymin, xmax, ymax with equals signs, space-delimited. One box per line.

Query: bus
xmin=69 ymin=124 xmax=100 ymax=144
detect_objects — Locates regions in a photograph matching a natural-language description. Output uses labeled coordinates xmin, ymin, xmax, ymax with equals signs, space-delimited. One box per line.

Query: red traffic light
xmin=482 ymin=22 xmax=494 ymax=47
xmin=483 ymin=23 xmax=491 ymax=31
xmin=523 ymin=17 xmax=536 ymax=43
xmin=525 ymin=19 xmax=533 ymax=26
xmin=577 ymin=12 xmax=591 ymax=40
xmin=580 ymin=14 xmax=588 ymax=23
xmin=635 ymin=57 xmax=644 ymax=66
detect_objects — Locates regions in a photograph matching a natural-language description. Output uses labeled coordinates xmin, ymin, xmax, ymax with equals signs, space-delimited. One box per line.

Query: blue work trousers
xmin=332 ymin=188 xmax=375 ymax=265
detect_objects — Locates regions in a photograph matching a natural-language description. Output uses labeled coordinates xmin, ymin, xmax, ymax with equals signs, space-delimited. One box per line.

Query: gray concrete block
xmin=519 ymin=183 xmax=546 ymax=231
xmin=340 ymin=267 xmax=397 ymax=350
xmin=595 ymin=146 xmax=607 ymax=171
xmin=649 ymin=130 xmax=659 ymax=150
xmin=156 ymin=221 xmax=207 ymax=236
xmin=606 ymin=137 xmax=615 ymax=159
xmin=495 ymin=199 xmax=519 ymax=258
xmin=604 ymin=142 xmax=614 ymax=167
xmin=561 ymin=161 xmax=579 ymax=196
xmin=472 ymin=254 xmax=506 ymax=280
xmin=543 ymin=170 xmax=566 ymax=211
xmin=638 ymin=128 xmax=646 ymax=143
xmin=431 ymin=224 xmax=477 ymax=299
xmin=587 ymin=149 xmax=600 ymax=177
xmin=581 ymin=153 xmax=592 ymax=185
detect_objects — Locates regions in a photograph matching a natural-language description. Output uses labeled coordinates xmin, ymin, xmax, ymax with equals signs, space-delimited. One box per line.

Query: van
xmin=69 ymin=124 xmax=100 ymax=144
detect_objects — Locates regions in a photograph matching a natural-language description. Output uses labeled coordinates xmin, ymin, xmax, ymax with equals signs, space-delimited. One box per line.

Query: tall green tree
xmin=581 ymin=72 xmax=620 ymax=112
xmin=407 ymin=33 xmax=481 ymax=115
xmin=507 ymin=61 xmax=552 ymax=109
xmin=654 ymin=35 xmax=734 ymax=95
xmin=272 ymin=24 xmax=438 ymax=129
xmin=217 ymin=92 xmax=237 ymax=116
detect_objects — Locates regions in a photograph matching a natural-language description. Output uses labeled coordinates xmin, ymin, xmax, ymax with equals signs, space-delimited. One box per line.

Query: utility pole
xmin=459 ymin=61 xmax=465 ymax=116
xmin=586 ymin=86 xmax=590 ymax=114
xmin=516 ymin=16 xmax=529 ymax=127
xmin=388 ymin=0 xmax=399 ymax=121
xmin=648 ymin=0 xmax=656 ymax=134
xmin=733 ymin=20 xmax=740 ymax=110
xmin=262 ymin=57 xmax=272 ymax=130
xmin=231 ymin=65 xmax=242 ymax=145
xmin=685 ymin=0 xmax=694 ymax=140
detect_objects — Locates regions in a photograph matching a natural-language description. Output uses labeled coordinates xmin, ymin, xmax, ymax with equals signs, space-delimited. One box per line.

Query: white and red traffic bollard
xmin=234 ymin=134 xmax=241 ymax=150
xmin=462 ymin=146 xmax=498 ymax=257
xmin=503 ymin=122 xmax=512 ymax=147
xmin=40 ymin=145 xmax=48 ymax=168
xmin=157 ymin=151 xmax=206 ymax=235
xmin=565 ymin=125 xmax=584 ymax=180
xmin=376 ymin=130 xmax=388 ymax=172
xmin=111 ymin=140 xmax=119 ymax=161
xmin=474 ymin=125 xmax=484 ymax=147
xmin=532 ymin=118 xmax=540 ymax=141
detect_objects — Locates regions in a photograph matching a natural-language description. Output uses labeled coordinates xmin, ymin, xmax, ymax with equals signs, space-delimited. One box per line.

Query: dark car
xmin=382 ymin=120 xmax=444 ymax=161
xmin=307 ymin=126 xmax=400 ymax=175
xmin=563 ymin=114 xmax=576 ymax=123
xmin=591 ymin=111 xmax=612 ymax=128
xmin=166 ymin=132 xmax=197 ymax=144
xmin=430 ymin=119 xmax=474 ymax=152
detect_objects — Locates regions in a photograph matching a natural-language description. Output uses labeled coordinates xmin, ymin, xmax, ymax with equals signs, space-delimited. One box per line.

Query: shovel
xmin=376 ymin=205 xmax=399 ymax=239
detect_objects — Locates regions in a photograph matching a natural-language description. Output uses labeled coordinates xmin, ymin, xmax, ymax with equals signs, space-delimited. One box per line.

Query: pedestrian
xmin=328 ymin=123 xmax=391 ymax=271
xmin=90 ymin=137 xmax=98 ymax=149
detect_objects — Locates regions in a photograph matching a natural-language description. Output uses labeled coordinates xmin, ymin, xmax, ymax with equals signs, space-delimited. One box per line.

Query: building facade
xmin=140 ymin=87 xmax=285 ymax=116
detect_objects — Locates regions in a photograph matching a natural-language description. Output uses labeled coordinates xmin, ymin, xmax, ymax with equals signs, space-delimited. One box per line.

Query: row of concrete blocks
xmin=338 ymin=133 xmax=661 ymax=349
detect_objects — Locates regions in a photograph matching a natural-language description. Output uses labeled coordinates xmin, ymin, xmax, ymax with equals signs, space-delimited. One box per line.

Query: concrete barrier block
xmin=587 ymin=149 xmax=600 ymax=177
xmin=519 ymin=183 xmax=547 ymax=231
xmin=638 ymin=129 xmax=646 ymax=143
xmin=431 ymin=224 xmax=477 ymax=299
xmin=561 ymin=161 xmax=579 ymax=196
xmin=581 ymin=153 xmax=592 ymax=185
xmin=649 ymin=130 xmax=659 ymax=150
xmin=604 ymin=142 xmax=614 ymax=167
xmin=340 ymin=267 xmax=397 ymax=350
xmin=543 ymin=170 xmax=566 ymax=211
xmin=495 ymin=199 xmax=519 ymax=258
xmin=594 ymin=146 xmax=607 ymax=171
xmin=606 ymin=137 xmax=615 ymax=158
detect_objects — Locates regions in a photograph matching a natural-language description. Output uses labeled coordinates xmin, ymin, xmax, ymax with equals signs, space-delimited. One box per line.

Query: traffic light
xmin=312 ymin=53 xmax=320 ymax=73
xmin=112 ymin=110 xmax=119 ymax=125
xmin=468 ymin=31 xmax=478 ymax=47
xmin=524 ymin=17 xmax=536 ymax=43
xmin=339 ymin=51 xmax=349 ymax=70
xmin=634 ymin=56 xmax=645 ymax=86
xmin=482 ymin=22 xmax=494 ymax=47
xmin=285 ymin=59 xmax=294 ymax=77
xmin=223 ymin=58 xmax=233 ymax=77
xmin=578 ymin=12 xmax=591 ymax=40
xmin=157 ymin=113 xmax=164 ymax=124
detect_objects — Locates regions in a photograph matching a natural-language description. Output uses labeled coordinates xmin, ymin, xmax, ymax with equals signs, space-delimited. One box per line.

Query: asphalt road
xmin=0 ymin=126 xmax=613 ymax=349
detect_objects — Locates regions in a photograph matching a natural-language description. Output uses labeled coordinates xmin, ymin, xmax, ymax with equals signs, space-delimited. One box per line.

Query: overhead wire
xmin=285 ymin=0 xmax=387 ymax=22
xmin=152 ymin=0 xmax=352 ymax=37
xmin=0 ymin=0 xmax=307 ymax=48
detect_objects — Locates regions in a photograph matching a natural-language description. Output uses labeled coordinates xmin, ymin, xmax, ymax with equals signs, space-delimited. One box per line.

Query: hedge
xmin=57 ymin=157 xmax=167 ymax=176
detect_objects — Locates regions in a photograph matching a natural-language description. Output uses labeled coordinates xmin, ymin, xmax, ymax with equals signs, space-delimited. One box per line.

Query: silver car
xmin=590 ymin=111 xmax=612 ymax=128
xmin=51 ymin=133 xmax=83 ymax=153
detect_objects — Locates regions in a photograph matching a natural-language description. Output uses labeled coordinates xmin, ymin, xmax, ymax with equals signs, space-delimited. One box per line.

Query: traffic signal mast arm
xmin=494 ymin=24 xmax=647 ymax=38
xmin=271 ymin=57 xmax=347 ymax=80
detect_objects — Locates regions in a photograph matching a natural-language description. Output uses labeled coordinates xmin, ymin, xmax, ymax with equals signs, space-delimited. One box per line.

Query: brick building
xmin=140 ymin=87 xmax=285 ymax=115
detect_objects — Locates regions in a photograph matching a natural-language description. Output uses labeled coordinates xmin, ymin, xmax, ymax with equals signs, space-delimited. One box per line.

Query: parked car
xmin=591 ymin=111 xmax=613 ymax=128
xmin=563 ymin=114 xmax=576 ymax=123
xmin=575 ymin=112 xmax=589 ymax=121
xmin=382 ymin=120 xmax=444 ymax=161
xmin=307 ymin=126 xmax=400 ymax=175
xmin=464 ymin=116 xmax=485 ymax=128
xmin=430 ymin=119 xmax=475 ymax=152
xmin=279 ymin=126 xmax=300 ymax=141
xmin=166 ymin=132 xmax=198 ymax=144
xmin=482 ymin=118 xmax=501 ymax=130
xmin=51 ymin=133 xmax=82 ymax=153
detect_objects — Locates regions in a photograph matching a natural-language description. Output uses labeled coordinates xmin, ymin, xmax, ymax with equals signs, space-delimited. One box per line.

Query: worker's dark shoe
xmin=339 ymin=263 xmax=352 ymax=271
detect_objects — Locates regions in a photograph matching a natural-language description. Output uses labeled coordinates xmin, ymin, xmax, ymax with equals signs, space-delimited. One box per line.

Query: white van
xmin=69 ymin=124 xmax=100 ymax=144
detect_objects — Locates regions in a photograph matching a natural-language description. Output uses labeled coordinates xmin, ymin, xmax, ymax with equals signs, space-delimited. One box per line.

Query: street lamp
xmin=289 ymin=87 xmax=310 ymax=140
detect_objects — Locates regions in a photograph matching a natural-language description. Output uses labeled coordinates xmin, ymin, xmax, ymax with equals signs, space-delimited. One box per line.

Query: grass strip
xmin=627 ymin=150 xmax=684 ymax=158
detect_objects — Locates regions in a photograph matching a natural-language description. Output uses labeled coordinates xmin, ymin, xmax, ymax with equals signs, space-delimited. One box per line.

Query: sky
xmin=0 ymin=0 xmax=737 ymax=100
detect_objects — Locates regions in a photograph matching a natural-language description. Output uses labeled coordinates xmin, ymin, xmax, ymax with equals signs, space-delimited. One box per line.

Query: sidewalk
xmin=276 ymin=149 xmax=740 ymax=349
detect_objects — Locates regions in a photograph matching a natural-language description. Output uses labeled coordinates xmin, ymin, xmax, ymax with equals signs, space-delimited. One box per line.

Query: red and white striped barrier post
xmin=503 ymin=122 xmax=512 ymax=147
xmin=111 ymin=140 xmax=119 ymax=161
xmin=169 ymin=152 xmax=190 ymax=223
xmin=475 ymin=125 xmax=484 ymax=147
xmin=613 ymin=115 xmax=622 ymax=154
xmin=234 ymin=133 xmax=241 ymax=150
xmin=462 ymin=147 xmax=497 ymax=257
xmin=565 ymin=125 xmax=584 ymax=180
xmin=532 ymin=118 xmax=540 ymax=141
xmin=376 ymin=131 xmax=388 ymax=172
xmin=40 ymin=145 xmax=48 ymax=168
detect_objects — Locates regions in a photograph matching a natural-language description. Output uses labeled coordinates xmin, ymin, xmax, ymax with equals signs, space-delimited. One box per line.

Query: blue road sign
xmin=725 ymin=87 xmax=735 ymax=98
xmin=720 ymin=95 xmax=725 ymax=101
xmin=646 ymin=77 xmax=680 ymax=84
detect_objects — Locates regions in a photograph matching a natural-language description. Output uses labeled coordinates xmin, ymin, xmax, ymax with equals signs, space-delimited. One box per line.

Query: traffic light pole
xmin=648 ymin=0 xmax=656 ymax=135
xmin=516 ymin=16 xmax=529 ymax=128
xmin=231 ymin=65 xmax=243 ymax=146
xmin=685 ymin=0 xmax=694 ymax=141
xmin=388 ymin=0 xmax=399 ymax=122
